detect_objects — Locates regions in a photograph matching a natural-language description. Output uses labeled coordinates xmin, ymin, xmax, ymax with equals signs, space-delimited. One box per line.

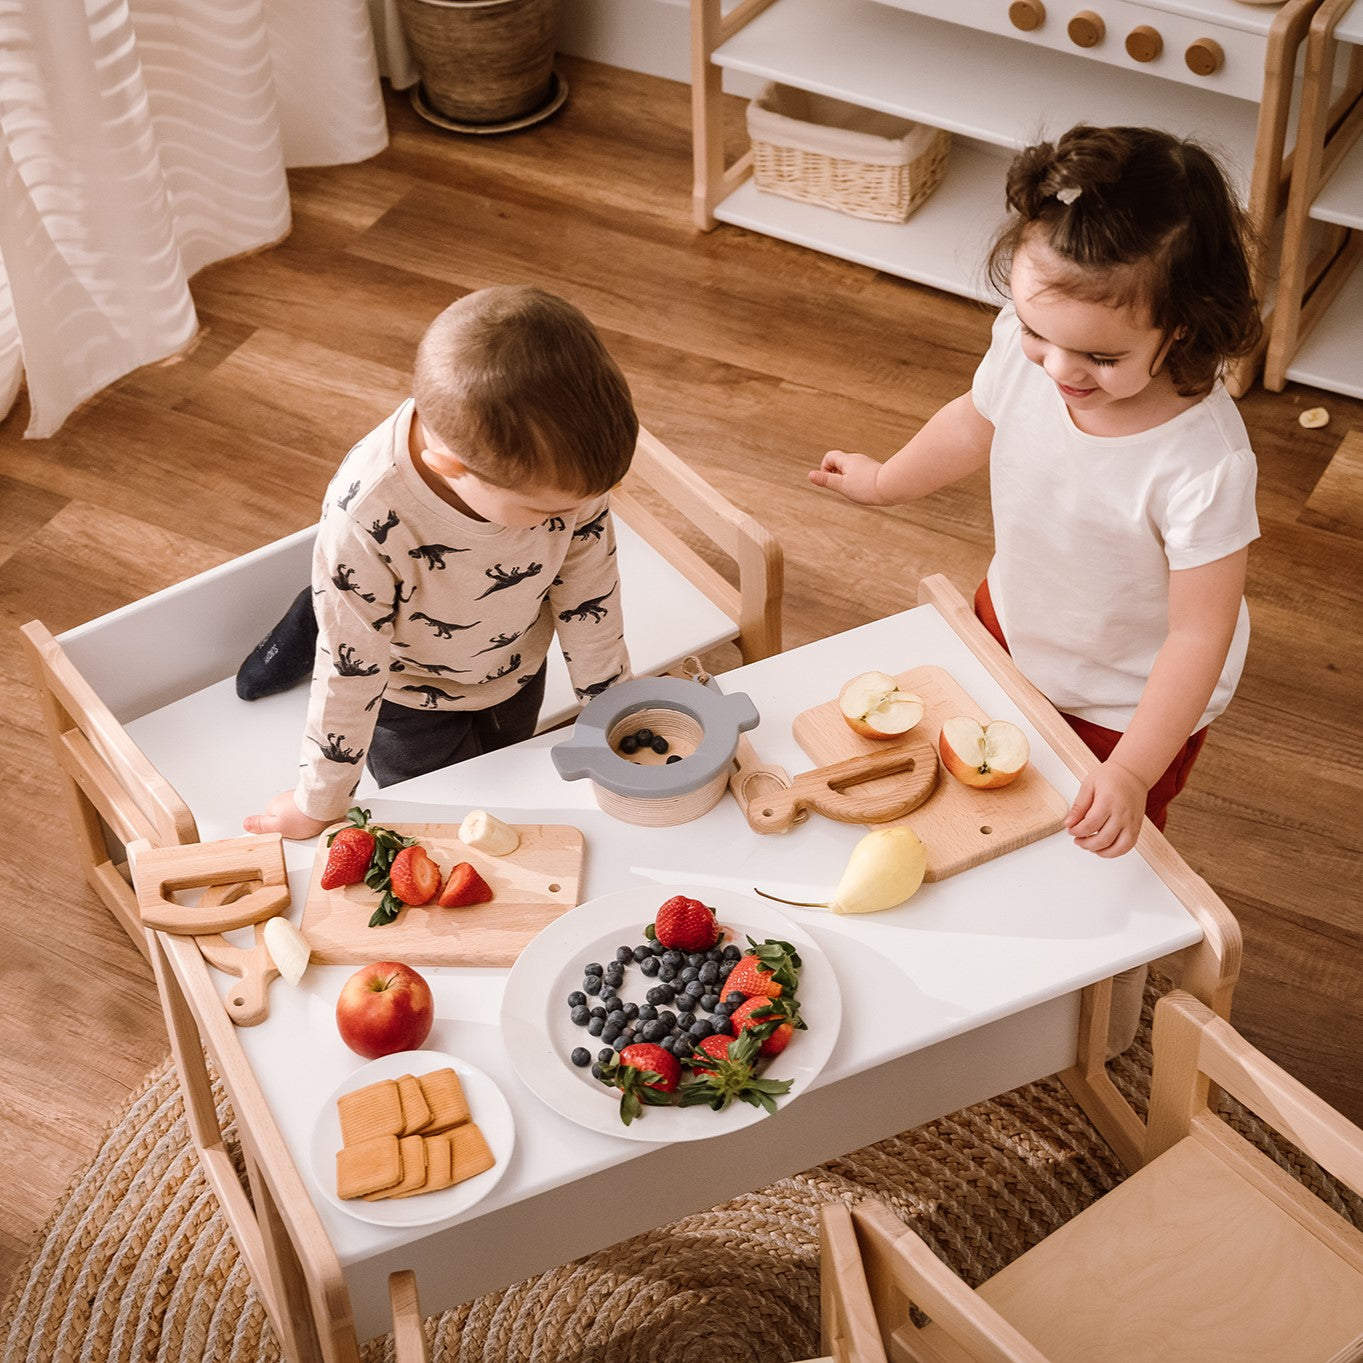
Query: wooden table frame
xmin=142 ymin=575 xmax=1240 ymax=1362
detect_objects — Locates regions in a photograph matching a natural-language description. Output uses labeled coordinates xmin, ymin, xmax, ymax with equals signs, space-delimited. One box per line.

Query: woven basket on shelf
xmin=747 ymin=83 xmax=951 ymax=224
xmin=396 ymin=0 xmax=561 ymax=125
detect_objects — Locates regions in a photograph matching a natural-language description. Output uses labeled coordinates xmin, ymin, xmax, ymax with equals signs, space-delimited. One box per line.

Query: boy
xmin=243 ymin=286 xmax=637 ymax=841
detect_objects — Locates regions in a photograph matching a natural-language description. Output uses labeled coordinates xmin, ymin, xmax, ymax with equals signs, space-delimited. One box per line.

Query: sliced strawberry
xmin=680 ymin=1029 xmax=794 ymax=1112
xmin=438 ymin=861 xmax=493 ymax=908
xmin=388 ymin=845 xmax=442 ymax=907
xmin=724 ymin=937 xmax=802 ymax=999
xmin=647 ymin=895 xmax=720 ymax=952
xmin=597 ymin=1042 xmax=681 ymax=1126
xmin=730 ymin=994 xmax=803 ymax=1057
xmin=320 ymin=826 xmax=375 ymax=890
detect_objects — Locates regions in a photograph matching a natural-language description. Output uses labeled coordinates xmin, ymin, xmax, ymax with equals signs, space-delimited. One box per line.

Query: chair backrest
xmin=21 ymin=620 xmax=198 ymax=957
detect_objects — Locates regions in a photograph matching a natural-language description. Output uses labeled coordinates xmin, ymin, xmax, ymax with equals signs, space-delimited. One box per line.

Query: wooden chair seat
xmin=839 ymin=992 xmax=1363 ymax=1363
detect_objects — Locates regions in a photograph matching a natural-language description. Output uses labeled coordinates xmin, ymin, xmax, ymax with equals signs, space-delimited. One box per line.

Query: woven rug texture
xmin=4 ymin=978 xmax=1360 ymax=1363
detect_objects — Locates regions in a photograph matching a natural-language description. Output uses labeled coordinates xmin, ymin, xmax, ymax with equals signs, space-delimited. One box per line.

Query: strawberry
xmin=680 ymin=1030 xmax=794 ymax=1113
xmin=438 ymin=862 xmax=493 ymax=908
xmin=647 ymin=895 xmax=720 ymax=952
xmin=320 ymin=825 xmax=375 ymax=890
xmin=730 ymin=994 xmax=804 ymax=1057
xmin=724 ymin=937 xmax=803 ymax=1000
xmin=597 ymin=1042 xmax=680 ymax=1126
xmin=388 ymin=845 xmax=442 ymax=907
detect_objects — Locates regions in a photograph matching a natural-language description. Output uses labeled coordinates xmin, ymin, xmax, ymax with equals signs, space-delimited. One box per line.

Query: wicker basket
xmin=746 ymin=84 xmax=951 ymax=223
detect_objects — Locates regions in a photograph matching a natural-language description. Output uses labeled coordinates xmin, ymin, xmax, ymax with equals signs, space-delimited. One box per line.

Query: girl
xmin=811 ymin=125 xmax=1262 ymax=860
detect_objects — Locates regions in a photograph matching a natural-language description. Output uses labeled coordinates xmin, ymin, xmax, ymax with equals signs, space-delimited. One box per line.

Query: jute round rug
xmin=5 ymin=979 xmax=1359 ymax=1362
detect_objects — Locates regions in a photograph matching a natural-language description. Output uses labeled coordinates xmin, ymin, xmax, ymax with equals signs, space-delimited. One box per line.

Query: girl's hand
xmin=1065 ymin=760 xmax=1147 ymax=857
xmin=244 ymin=789 xmax=332 ymax=842
xmin=809 ymin=450 xmax=885 ymax=505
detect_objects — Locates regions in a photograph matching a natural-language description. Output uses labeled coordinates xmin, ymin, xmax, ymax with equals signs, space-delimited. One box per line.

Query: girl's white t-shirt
xmin=971 ymin=306 xmax=1259 ymax=733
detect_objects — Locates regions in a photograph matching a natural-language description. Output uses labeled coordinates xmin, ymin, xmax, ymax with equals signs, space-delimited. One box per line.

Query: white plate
xmin=310 ymin=1050 xmax=514 ymax=1226
xmin=500 ymin=886 xmax=841 ymax=1143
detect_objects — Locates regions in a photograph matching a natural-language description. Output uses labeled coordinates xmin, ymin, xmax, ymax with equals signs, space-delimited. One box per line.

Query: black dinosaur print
xmin=558 ymin=583 xmax=618 ymax=624
xmin=543 ymin=516 xmax=567 ymax=532
xmin=369 ymin=510 xmax=400 ymax=543
xmin=572 ymin=511 xmax=608 ymax=540
xmin=476 ymin=561 xmax=543 ymax=598
xmin=399 ymin=683 xmax=465 ymax=709
xmin=409 ymin=543 xmax=469 ymax=569
xmin=473 ymin=628 xmax=526 ymax=656
xmin=411 ymin=611 xmax=481 ymax=639
xmin=334 ymin=644 xmax=380 ymax=678
xmin=336 ymin=480 xmax=361 ymax=512
xmin=575 ymin=669 xmax=626 ymax=700
xmin=316 ymin=732 xmax=363 ymax=764
xmin=332 ymin=564 xmax=376 ymax=602
xmin=391 ymin=657 xmax=469 ymax=676
xmin=482 ymin=653 xmax=521 ymax=683
xmin=372 ymin=581 xmax=415 ymax=631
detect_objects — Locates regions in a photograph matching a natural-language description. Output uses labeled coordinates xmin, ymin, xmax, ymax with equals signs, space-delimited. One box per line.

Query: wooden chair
xmin=386 ymin=1200 xmax=890 ymax=1363
xmin=835 ymin=990 xmax=1363 ymax=1363
xmin=22 ymin=425 xmax=782 ymax=958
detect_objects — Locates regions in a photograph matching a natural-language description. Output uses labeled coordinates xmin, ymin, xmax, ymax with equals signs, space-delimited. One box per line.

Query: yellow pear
xmin=756 ymin=825 xmax=927 ymax=915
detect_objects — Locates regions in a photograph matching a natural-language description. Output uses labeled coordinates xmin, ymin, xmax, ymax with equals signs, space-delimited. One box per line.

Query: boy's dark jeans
xmin=366 ymin=663 xmax=547 ymax=788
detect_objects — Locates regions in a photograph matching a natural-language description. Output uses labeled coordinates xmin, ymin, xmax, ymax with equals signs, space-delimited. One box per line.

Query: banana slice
xmin=262 ymin=916 xmax=312 ymax=986
xmin=459 ymin=809 xmax=520 ymax=856
xmin=1299 ymin=407 xmax=1329 ymax=429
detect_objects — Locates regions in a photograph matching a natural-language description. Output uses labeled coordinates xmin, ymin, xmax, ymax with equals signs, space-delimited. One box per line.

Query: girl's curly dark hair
xmin=986 ymin=125 xmax=1262 ymax=396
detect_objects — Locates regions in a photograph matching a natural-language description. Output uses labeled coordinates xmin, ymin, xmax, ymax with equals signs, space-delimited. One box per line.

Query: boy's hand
xmin=244 ymin=789 xmax=331 ymax=842
xmin=1064 ymin=759 xmax=1146 ymax=858
xmin=808 ymin=450 xmax=886 ymax=505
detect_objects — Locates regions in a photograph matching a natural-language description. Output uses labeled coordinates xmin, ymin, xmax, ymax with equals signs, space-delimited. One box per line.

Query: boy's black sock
xmin=235 ymin=588 xmax=318 ymax=700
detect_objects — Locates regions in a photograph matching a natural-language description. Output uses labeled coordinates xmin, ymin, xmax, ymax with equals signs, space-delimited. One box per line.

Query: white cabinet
xmin=691 ymin=0 xmax=1322 ymax=392
xmin=1266 ymin=0 xmax=1363 ymax=398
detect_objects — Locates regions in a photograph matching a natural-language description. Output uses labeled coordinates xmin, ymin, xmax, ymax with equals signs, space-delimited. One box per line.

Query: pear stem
xmin=752 ymin=887 xmax=828 ymax=909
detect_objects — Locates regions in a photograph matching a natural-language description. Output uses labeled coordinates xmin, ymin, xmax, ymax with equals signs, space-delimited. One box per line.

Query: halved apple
xmin=938 ymin=716 xmax=1029 ymax=789
xmin=838 ymin=670 xmax=925 ymax=740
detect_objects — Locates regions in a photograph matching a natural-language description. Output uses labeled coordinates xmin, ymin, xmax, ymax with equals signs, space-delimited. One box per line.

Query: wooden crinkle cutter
xmin=134 ymin=833 xmax=291 ymax=1026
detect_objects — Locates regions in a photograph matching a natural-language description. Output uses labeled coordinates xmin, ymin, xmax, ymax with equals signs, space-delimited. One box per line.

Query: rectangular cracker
xmin=391 ymin=1132 xmax=455 ymax=1198
xmin=395 ymin=1075 xmax=431 ymax=1136
xmin=336 ymin=1135 xmax=402 ymax=1200
xmin=337 ymin=1079 xmax=403 ymax=1146
xmin=450 ymin=1121 xmax=495 ymax=1185
xmin=417 ymin=1067 xmax=470 ymax=1133
xmin=364 ymin=1134 xmax=427 ymax=1201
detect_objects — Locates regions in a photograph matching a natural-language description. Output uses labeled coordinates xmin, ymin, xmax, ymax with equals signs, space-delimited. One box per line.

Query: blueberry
xmin=637 ymin=1003 xmax=658 ymax=1022
xmin=583 ymin=975 xmax=602 ymax=996
xmin=571 ymin=1047 xmax=591 ymax=1067
xmin=639 ymin=955 xmax=660 ymax=977
xmin=645 ymin=984 xmax=672 ymax=1005
xmin=619 ymin=734 xmax=639 ymax=754
xmin=711 ymin=1015 xmax=733 ymax=1036
xmin=700 ymin=993 xmax=720 ymax=1012
xmin=725 ymin=991 xmax=747 ymax=1008
xmin=602 ymin=1025 xmax=620 ymax=1043
xmin=686 ymin=953 xmax=705 ymax=968
xmin=635 ymin=728 xmax=654 ymax=744
xmin=632 ymin=943 xmax=652 ymax=962
xmin=591 ymin=1005 xmax=607 ymax=1019
xmin=570 ymin=1005 xmax=591 ymax=1026
xmin=658 ymin=1009 xmax=678 ymax=1029
xmin=676 ymin=1011 xmax=696 ymax=1030
xmin=651 ymin=735 xmax=669 ymax=754
xmin=588 ymin=1017 xmax=605 ymax=1036
xmin=679 ymin=965 xmax=699 ymax=983
xmin=698 ymin=961 xmax=720 ymax=984
xmin=584 ymin=962 xmax=603 ymax=976
xmin=721 ymin=944 xmax=742 ymax=962
xmin=684 ymin=980 xmax=707 ymax=1001
xmin=689 ymin=1018 xmax=714 ymax=1039
xmin=650 ymin=940 xmax=667 ymax=956
xmin=615 ymin=945 xmax=633 ymax=963
xmin=666 ymin=754 xmax=682 ymax=764
xmin=591 ymin=1062 xmax=609 ymax=1081
xmin=604 ymin=966 xmax=625 ymax=987
xmin=607 ymin=1008 xmax=627 ymax=1027
xmin=642 ymin=1020 xmax=668 ymax=1042
xmin=613 ymin=1034 xmax=631 ymax=1051
xmin=567 ymin=990 xmax=587 ymax=1007
xmin=661 ymin=950 xmax=684 ymax=967
xmin=657 ymin=964 xmax=678 ymax=983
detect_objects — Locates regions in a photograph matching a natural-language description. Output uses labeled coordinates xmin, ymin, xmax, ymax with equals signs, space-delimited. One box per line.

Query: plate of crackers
xmin=310 ymin=1051 xmax=514 ymax=1226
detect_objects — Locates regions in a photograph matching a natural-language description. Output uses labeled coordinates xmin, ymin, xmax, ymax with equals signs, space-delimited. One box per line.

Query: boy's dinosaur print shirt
xmin=296 ymin=399 xmax=630 ymax=820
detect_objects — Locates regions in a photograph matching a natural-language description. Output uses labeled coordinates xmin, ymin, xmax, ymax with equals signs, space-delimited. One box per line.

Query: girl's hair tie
xmin=1055 ymin=185 xmax=1082 ymax=205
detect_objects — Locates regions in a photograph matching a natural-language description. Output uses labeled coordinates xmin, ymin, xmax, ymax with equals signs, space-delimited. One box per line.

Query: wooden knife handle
xmin=748 ymin=743 xmax=938 ymax=833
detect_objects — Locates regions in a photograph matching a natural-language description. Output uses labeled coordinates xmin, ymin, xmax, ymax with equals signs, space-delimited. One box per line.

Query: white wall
xmin=558 ymin=0 xmax=692 ymax=83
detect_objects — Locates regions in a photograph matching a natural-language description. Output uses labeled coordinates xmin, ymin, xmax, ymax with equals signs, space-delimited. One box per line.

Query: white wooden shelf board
xmin=1311 ymin=131 xmax=1363 ymax=230
xmin=714 ymin=140 xmax=1007 ymax=299
xmin=715 ymin=0 xmax=1259 ymax=198
xmin=872 ymin=0 xmax=1285 ymax=39
xmin=1285 ymin=265 xmax=1363 ymax=398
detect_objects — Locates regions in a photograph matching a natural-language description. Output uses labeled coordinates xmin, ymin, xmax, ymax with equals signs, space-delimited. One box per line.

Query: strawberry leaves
xmin=334 ymin=806 xmax=418 ymax=927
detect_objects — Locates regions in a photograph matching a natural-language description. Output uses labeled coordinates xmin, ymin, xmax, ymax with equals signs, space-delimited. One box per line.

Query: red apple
xmin=335 ymin=961 xmax=434 ymax=1059
xmin=838 ymin=670 xmax=925 ymax=740
xmin=938 ymin=716 xmax=1030 ymax=789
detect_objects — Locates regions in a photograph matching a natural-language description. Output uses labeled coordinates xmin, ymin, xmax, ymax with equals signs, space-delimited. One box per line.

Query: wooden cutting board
xmin=300 ymin=822 xmax=585 ymax=967
xmin=793 ymin=665 xmax=1068 ymax=881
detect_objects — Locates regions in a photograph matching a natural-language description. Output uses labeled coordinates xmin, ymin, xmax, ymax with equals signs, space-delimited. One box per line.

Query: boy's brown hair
xmin=986 ymin=125 xmax=1262 ymax=397
xmin=413 ymin=286 xmax=638 ymax=495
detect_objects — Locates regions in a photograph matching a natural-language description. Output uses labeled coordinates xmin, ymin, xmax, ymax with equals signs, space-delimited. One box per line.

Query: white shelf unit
xmin=692 ymin=0 xmax=1321 ymax=391
xmin=1268 ymin=0 xmax=1363 ymax=398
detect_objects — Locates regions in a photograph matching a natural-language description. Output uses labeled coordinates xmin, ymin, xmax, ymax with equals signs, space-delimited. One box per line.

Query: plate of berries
xmin=499 ymin=886 xmax=841 ymax=1141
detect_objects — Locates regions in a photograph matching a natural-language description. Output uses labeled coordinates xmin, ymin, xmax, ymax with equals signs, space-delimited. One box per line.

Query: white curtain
xmin=0 ymin=0 xmax=410 ymax=438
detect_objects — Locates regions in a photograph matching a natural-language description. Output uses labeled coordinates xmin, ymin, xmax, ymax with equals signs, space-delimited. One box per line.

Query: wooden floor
xmin=2 ymin=59 xmax=1361 ymax=1299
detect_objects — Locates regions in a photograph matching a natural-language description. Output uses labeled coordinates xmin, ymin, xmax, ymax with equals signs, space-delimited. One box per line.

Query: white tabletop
xmin=216 ymin=603 xmax=1201 ymax=1340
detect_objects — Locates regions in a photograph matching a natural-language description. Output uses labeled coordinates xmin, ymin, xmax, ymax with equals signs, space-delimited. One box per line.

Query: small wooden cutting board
xmin=793 ymin=665 xmax=1068 ymax=881
xmin=300 ymin=822 xmax=584 ymax=967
